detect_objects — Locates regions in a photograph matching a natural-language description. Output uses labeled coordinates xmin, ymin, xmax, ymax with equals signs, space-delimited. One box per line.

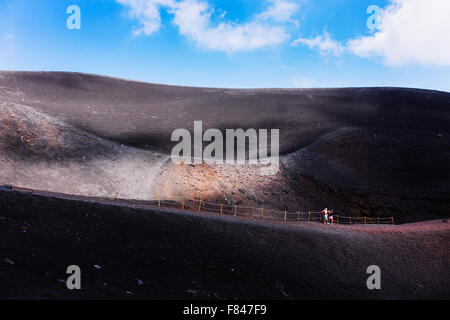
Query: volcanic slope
xmin=0 ymin=71 xmax=449 ymax=222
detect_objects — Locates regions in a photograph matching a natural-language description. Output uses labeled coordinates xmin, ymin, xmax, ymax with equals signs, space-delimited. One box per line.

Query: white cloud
xmin=171 ymin=0 xmax=292 ymax=53
xmin=117 ymin=0 xmax=176 ymax=35
xmin=117 ymin=0 xmax=299 ymax=53
xmin=258 ymin=0 xmax=299 ymax=24
xmin=348 ymin=0 xmax=450 ymax=66
xmin=291 ymin=31 xmax=344 ymax=57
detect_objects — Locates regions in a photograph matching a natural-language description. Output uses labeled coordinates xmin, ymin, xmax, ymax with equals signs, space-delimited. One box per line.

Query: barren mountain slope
xmin=0 ymin=71 xmax=449 ymax=222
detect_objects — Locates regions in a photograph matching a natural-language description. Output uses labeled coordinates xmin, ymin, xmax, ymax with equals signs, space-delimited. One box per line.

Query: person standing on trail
xmin=329 ymin=210 xmax=334 ymax=224
xmin=322 ymin=208 xmax=328 ymax=224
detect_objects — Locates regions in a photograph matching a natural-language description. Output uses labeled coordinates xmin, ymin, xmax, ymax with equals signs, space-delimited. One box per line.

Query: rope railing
xmin=205 ymin=199 xmax=395 ymax=225
xmin=112 ymin=191 xmax=395 ymax=225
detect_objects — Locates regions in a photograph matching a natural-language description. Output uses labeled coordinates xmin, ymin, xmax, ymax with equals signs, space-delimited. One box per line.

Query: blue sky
xmin=0 ymin=0 xmax=449 ymax=91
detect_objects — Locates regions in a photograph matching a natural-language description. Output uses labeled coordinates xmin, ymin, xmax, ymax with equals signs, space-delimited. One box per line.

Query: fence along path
xmin=113 ymin=192 xmax=395 ymax=225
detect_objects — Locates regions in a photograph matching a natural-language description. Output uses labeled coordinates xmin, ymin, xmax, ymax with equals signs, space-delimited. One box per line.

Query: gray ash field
xmin=0 ymin=71 xmax=449 ymax=299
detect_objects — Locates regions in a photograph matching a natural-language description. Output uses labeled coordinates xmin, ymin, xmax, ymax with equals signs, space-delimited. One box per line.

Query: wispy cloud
xmin=291 ymin=31 xmax=344 ymax=57
xmin=117 ymin=0 xmax=299 ymax=53
xmin=347 ymin=0 xmax=450 ymax=66
xmin=258 ymin=0 xmax=299 ymax=25
xmin=116 ymin=0 xmax=176 ymax=36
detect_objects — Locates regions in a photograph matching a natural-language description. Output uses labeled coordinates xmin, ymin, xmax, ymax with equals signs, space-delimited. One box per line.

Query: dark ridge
xmin=1 ymin=71 xmax=448 ymax=155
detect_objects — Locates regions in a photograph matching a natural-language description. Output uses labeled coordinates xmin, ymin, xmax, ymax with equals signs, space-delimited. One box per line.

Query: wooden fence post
xmin=181 ymin=198 xmax=185 ymax=210
xmin=198 ymin=200 xmax=202 ymax=212
xmin=220 ymin=204 xmax=223 ymax=215
xmin=234 ymin=205 xmax=238 ymax=217
xmin=308 ymin=212 xmax=311 ymax=222
xmin=297 ymin=212 xmax=300 ymax=222
xmin=158 ymin=195 xmax=161 ymax=207
xmin=261 ymin=208 xmax=264 ymax=218
xmin=113 ymin=190 xmax=120 ymax=201
xmin=284 ymin=211 xmax=287 ymax=223
xmin=392 ymin=217 xmax=395 ymax=225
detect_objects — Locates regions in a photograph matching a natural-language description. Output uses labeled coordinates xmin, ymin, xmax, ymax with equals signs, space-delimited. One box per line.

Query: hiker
xmin=322 ymin=208 xmax=328 ymax=224
xmin=329 ymin=210 xmax=334 ymax=224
